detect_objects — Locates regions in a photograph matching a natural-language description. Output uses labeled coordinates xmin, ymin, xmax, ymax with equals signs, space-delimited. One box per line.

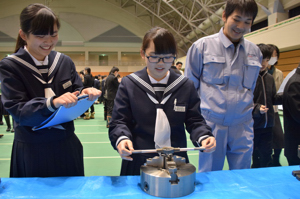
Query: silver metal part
xmin=132 ymin=146 xmax=205 ymax=154
xmin=140 ymin=147 xmax=197 ymax=198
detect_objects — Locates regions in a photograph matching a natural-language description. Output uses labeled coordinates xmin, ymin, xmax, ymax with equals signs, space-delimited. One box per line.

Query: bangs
xmin=152 ymin=29 xmax=177 ymax=55
xmin=225 ymin=0 xmax=258 ymax=21
xmin=29 ymin=8 xmax=60 ymax=35
xmin=239 ymin=6 xmax=257 ymax=19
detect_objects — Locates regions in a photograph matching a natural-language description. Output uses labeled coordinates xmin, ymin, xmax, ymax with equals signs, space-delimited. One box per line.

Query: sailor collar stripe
xmin=9 ymin=52 xmax=61 ymax=81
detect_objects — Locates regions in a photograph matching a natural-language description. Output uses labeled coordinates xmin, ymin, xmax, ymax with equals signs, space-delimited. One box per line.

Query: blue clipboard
xmin=32 ymin=95 xmax=96 ymax=131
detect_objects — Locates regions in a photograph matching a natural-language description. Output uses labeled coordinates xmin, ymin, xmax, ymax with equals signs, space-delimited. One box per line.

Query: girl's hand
xmin=260 ymin=105 xmax=269 ymax=114
xmin=53 ymin=91 xmax=79 ymax=108
xmin=81 ymin=88 xmax=102 ymax=101
xmin=201 ymin=137 xmax=216 ymax=153
xmin=117 ymin=140 xmax=134 ymax=161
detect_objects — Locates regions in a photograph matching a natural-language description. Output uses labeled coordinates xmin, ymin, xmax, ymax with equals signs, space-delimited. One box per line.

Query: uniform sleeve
xmin=285 ymin=81 xmax=300 ymax=122
xmin=109 ymin=78 xmax=133 ymax=150
xmin=0 ymin=56 xmax=83 ymax=127
xmin=184 ymin=42 xmax=203 ymax=91
xmin=184 ymin=80 xmax=213 ymax=147
xmin=113 ymin=76 xmax=120 ymax=88
xmin=250 ymin=49 xmax=263 ymax=92
xmin=0 ymin=59 xmax=55 ymax=127
xmin=272 ymin=79 xmax=283 ymax=105
xmin=252 ymin=103 xmax=262 ymax=118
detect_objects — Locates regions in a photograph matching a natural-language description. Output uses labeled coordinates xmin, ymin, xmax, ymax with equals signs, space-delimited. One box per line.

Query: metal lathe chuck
xmin=137 ymin=147 xmax=200 ymax=198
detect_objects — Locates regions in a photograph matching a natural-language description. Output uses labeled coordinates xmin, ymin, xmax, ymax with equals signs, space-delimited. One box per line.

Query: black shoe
xmin=0 ymin=134 xmax=3 ymax=138
xmin=11 ymin=129 xmax=14 ymax=133
xmin=6 ymin=127 xmax=11 ymax=132
xmin=0 ymin=121 xmax=3 ymax=125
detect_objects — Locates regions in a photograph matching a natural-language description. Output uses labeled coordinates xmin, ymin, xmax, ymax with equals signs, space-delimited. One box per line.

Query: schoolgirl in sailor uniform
xmin=0 ymin=4 xmax=101 ymax=177
xmin=109 ymin=27 xmax=216 ymax=176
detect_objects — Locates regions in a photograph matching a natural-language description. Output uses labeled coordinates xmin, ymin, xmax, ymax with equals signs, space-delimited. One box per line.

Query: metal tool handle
xmin=180 ymin=147 xmax=205 ymax=152
xmin=132 ymin=147 xmax=205 ymax=154
xmin=132 ymin=149 xmax=158 ymax=154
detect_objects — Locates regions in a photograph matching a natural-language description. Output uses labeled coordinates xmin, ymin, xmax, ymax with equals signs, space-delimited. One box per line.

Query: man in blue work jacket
xmin=185 ymin=0 xmax=262 ymax=172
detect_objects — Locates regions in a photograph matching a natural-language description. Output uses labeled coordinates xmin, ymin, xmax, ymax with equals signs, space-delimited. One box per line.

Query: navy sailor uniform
xmin=109 ymin=67 xmax=213 ymax=175
xmin=0 ymin=47 xmax=84 ymax=177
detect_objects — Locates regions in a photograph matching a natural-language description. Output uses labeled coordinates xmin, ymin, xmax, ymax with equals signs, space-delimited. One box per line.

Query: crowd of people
xmin=0 ymin=0 xmax=299 ymax=179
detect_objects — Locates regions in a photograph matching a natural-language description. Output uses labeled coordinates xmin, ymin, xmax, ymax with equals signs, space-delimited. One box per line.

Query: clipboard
xmin=32 ymin=95 xmax=96 ymax=131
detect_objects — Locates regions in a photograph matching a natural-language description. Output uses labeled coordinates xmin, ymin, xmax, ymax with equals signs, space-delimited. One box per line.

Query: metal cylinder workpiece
xmin=140 ymin=155 xmax=196 ymax=198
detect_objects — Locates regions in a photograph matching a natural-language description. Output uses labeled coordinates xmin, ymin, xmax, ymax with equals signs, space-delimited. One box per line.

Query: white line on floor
xmin=74 ymin=125 xmax=107 ymax=126
xmin=81 ymin=142 xmax=110 ymax=144
xmin=0 ymin=141 xmax=111 ymax=145
xmin=0 ymin=156 xmax=120 ymax=161
xmin=75 ymin=132 xmax=108 ymax=134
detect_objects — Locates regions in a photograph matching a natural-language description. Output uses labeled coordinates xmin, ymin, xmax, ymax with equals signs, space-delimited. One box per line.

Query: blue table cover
xmin=0 ymin=166 xmax=299 ymax=199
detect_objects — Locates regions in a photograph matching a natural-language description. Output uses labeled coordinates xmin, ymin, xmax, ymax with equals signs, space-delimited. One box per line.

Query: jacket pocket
xmin=243 ymin=59 xmax=260 ymax=89
xmin=202 ymin=55 xmax=225 ymax=84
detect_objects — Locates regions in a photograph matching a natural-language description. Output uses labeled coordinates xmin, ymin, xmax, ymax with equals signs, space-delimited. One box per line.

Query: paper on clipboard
xmin=32 ymin=95 xmax=96 ymax=131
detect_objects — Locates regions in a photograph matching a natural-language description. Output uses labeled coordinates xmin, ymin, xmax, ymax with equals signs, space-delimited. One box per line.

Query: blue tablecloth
xmin=0 ymin=166 xmax=299 ymax=199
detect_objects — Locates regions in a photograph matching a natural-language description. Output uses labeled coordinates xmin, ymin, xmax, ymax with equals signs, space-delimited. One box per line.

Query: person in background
xmin=251 ymin=43 xmax=282 ymax=168
xmin=93 ymin=75 xmax=101 ymax=104
xmin=109 ymin=27 xmax=216 ymax=176
xmin=105 ymin=66 xmax=120 ymax=127
xmin=3 ymin=111 xmax=14 ymax=133
xmin=98 ymin=75 xmax=104 ymax=104
xmin=0 ymin=82 xmax=3 ymax=126
xmin=83 ymin=67 xmax=95 ymax=119
xmin=0 ymin=82 xmax=4 ymax=138
xmin=0 ymin=3 xmax=101 ymax=177
xmin=101 ymin=75 xmax=107 ymax=120
xmin=117 ymin=74 xmax=122 ymax=83
xmin=176 ymin=61 xmax=184 ymax=75
xmin=77 ymin=70 xmax=86 ymax=119
xmin=282 ymin=62 xmax=300 ymax=166
xmin=79 ymin=70 xmax=84 ymax=83
xmin=94 ymin=75 xmax=100 ymax=90
xmin=0 ymin=58 xmax=15 ymax=133
xmin=170 ymin=61 xmax=181 ymax=75
xmin=185 ymin=0 xmax=262 ymax=172
xmin=267 ymin=44 xmax=284 ymax=166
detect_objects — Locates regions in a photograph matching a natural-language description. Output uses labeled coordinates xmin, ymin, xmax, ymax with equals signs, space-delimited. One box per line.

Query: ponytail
xmin=15 ymin=34 xmax=26 ymax=53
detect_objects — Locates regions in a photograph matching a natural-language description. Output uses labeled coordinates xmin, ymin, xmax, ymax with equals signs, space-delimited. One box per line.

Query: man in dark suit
xmin=83 ymin=67 xmax=95 ymax=119
xmin=283 ymin=63 xmax=300 ymax=165
xmin=105 ymin=66 xmax=120 ymax=127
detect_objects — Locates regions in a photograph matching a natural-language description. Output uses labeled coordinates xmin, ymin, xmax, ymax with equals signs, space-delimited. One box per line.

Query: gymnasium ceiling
xmin=0 ymin=0 xmax=300 ymax=56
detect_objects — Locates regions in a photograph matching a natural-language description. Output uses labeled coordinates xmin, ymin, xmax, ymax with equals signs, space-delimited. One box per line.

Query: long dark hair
xmin=15 ymin=3 xmax=60 ymax=53
xmin=142 ymin=27 xmax=177 ymax=56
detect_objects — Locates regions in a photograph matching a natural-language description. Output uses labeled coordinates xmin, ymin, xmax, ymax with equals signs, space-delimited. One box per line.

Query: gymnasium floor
xmin=0 ymin=104 xmax=289 ymax=178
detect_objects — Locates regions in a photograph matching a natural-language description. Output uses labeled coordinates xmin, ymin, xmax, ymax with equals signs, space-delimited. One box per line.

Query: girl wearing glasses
xmin=109 ymin=27 xmax=216 ymax=175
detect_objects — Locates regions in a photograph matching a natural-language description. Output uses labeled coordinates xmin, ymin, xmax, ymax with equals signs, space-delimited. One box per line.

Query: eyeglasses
xmin=145 ymin=54 xmax=176 ymax=63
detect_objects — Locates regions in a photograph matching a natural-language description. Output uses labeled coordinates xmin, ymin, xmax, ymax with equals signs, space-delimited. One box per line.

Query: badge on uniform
xmin=173 ymin=99 xmax=186 ymax=112
xmin=63 ymin=80 xmax=72 ymax=89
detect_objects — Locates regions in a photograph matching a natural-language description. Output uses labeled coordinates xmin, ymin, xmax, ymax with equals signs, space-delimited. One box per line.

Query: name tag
xmin=63 ymin=80 xmax=72 ymax=89
xmin=174 ymin=106 xmax=185 ymax=112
